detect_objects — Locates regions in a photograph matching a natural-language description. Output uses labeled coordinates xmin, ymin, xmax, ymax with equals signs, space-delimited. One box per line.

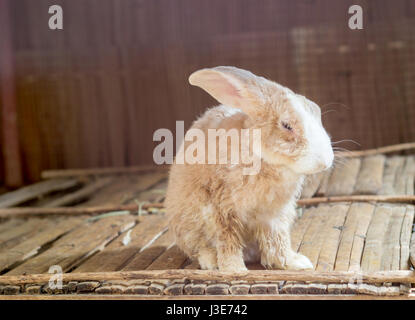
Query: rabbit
xmin=165 ymin=66 xmax=334 ymax=271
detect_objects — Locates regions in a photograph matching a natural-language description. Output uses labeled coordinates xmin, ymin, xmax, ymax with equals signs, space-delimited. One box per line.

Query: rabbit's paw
xmin=220 ymin=264 xmax=248 ymax=272
xmin=198 ymin=249 xmax=218 ymax=270
xmin=285 ymin=252 xmax=313 ymax=270
xmin=218 ymin=255 xmax=248 ymax=272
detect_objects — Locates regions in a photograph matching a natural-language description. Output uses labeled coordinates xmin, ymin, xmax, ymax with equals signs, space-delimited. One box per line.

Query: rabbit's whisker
xmin=332 ymin=139 xmax=361 ymax=146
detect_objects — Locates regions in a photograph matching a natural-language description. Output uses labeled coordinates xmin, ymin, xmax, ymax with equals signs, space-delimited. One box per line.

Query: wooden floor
xmin=0 ymin=154 xmax=414 ymax=297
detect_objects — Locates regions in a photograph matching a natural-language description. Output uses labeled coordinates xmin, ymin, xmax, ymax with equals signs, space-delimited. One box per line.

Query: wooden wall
xmin=1 ymin=0 xmax=415 ymax=183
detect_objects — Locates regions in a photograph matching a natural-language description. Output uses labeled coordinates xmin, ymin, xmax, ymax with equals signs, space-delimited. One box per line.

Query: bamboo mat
xmin=0 ymin=154 xmax=414 ymax=297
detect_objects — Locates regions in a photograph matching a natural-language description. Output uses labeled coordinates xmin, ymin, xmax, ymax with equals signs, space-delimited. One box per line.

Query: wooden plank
xmin=315 ymin=204 xmax=349 ymax=271
xmin=119 ymin=172 xmax=167 ymax=205
xmin=401 ymin=206 xmax=415 ymax=270
xmin=354 ymin=155 xmax=385 ymax=194
xmin=5 ymin=215 xmax=136 ymax=275
xmin=131 ymin=179 xmax=168 ymax=203
xmin=0 ymin=217 xmax=85 ymax=272
xmin=74 ymin=214 xmax=168 ymax=272
xmin=44 ymin=177 xmax=114 ymax=207
xmin=326 ymin=158 xmax=361 ymax=196
xmin=379 ymin=156 xmax=406 ymax=195
xmin=335 ymin=203 xmax=375 ymax=271
xmin=361 ymin=205 xmax=393 ymax=272
xmin=78 ymin=176 xmax=138 ymax=206
xmin=0 ymin=218 xmax=57 ymax=251
xmin=80 ymin=172 xmax=166 ymax=207
xmin=0 ymin=179 xmax=79 ymax=208
xmin=380 ymin=206 xmax=406 ymax=271
xmin=146 ymin=245 xmax=188 ymax=270
xmin=301 ymin=172 xmax=325 ymax=199
xmin=122 ymin=230 xmax=174 ymax=271
xmin=0 ymin=219 xmax=25 ymax=234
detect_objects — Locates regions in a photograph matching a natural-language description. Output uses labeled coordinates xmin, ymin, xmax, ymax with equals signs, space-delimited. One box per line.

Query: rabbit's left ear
xmin=189 ymin=66 xmax=266 ymax=116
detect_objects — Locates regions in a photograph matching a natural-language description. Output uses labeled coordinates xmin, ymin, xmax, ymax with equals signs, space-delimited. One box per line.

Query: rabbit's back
xmin=165 ymin=105 xmax=249 ymax=256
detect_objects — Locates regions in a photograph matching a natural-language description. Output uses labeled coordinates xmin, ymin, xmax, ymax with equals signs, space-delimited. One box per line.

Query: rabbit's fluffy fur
xmin=165 ymin=66 xmax=334 ymax=271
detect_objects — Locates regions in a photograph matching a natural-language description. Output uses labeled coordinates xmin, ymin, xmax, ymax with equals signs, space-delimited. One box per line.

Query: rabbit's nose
xmin=317 ymin=153 xmax=333 ymax=171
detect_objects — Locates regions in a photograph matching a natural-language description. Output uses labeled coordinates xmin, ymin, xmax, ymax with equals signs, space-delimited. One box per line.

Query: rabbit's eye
xmin=281 ymin=121 xmax=293 ymax=131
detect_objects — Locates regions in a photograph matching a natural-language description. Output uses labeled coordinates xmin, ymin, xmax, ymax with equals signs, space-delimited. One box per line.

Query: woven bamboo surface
xmin=0 ymin=153 xmax=414 ymax=298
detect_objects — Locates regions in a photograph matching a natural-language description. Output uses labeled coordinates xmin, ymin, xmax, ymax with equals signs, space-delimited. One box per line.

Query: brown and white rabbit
xmin=165 ymin=66 xmax=334 ymax=271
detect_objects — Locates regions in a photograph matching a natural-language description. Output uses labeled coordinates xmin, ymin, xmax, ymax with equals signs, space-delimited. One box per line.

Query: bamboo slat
xmin=301 ymin=172 xmax=325 ymax=199
xmin=316 ymin=169 xmax=332 ymax=196
xmin=405 ymin=157 xmax=415 ymax=195
xmin=379 ymin=157 xmax=406 ymax=195
xmin=348 ymin=203 xmax=376 ymax=272
xmin=410 ymin=229 xmax=415 ymax=269
xmin=361 ymin=205 xmax=392 ymax=272
xmin=394 ymin=156 xmax=415 ymax=195
xmin=400 ymin=206 xmax=414 ymax=270
xmin=291 ymin=207 xmax=318 ymax=251
xmin=326 ymin=158 xmax=361 ymax=196
xmin=315 ymin=204 xmax=349 ymax=271
xmin=297 ymin=205 xmax=332 ymax=268
xmin=380 ymin=206 xmax=406 ymax=270
xmin=334 ymin=203 xmax=375 ymax=271
xmin=5 ymin=215 xmax=136 ymax=275
xmin=353 ymin=155 xmax=385 ymax=194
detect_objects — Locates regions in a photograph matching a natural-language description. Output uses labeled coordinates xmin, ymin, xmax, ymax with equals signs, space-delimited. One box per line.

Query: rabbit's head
xmin=189 ymin=66 xmax=334 ymax=175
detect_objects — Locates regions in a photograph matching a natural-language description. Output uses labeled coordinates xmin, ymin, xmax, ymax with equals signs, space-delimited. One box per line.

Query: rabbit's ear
xmin=189 ymin=66 xmax=265 ymax=114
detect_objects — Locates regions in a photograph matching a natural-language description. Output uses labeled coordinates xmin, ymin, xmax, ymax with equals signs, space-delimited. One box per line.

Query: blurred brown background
xmin=0 ymin=0 xmax=414 ymax=186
